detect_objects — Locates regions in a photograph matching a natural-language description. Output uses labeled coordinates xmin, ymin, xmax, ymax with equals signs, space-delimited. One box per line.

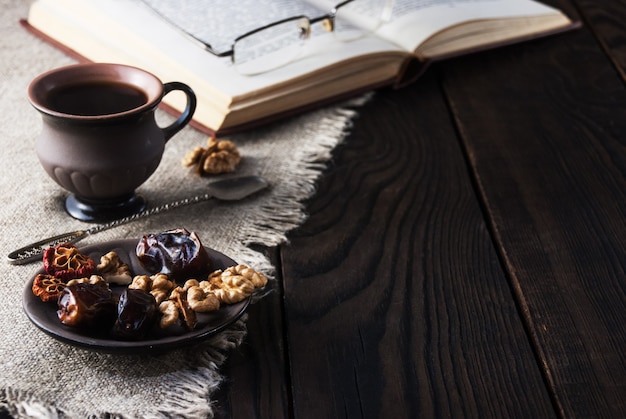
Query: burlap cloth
xmin=0 ymin=1 xmax=367 ymax=416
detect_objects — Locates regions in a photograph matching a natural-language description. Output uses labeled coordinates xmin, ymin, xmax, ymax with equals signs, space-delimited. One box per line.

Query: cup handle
xmin=159 ymin=81 xmax=197 ymax=142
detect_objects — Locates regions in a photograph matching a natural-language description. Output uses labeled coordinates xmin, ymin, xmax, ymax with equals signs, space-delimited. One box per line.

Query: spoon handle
xmin=6 ymin=230 xmax=89 ymax=265
xmin=7 ymin=193 xmax=213 ymax=266
xmin=88 ymin=193 xmax=213 ymax=234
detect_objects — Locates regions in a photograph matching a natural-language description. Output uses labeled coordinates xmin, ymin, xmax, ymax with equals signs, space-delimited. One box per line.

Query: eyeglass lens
xmin=334 ymin=0 xmax=392 ymax=41
xmin=233 ymin=0 xmax=393 ymax=75
xmin=234 ymin=17 xmax=311 ymax=75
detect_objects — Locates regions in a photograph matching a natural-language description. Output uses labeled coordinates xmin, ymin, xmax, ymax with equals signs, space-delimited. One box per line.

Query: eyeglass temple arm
xmin=182 ymin=32 xmax=234 ymax=58
xmin=203 ymin=44 xmax=234 ymax=58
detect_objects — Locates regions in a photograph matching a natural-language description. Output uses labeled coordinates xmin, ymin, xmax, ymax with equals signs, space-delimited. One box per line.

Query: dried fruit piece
xmin=112 ymin=288 xmax=158 ymax=340
xmin=32 ymin=274 xmax=66 ymax=302
xmin=57 ymin=282 xmax=117 ymax=329
xmin=182 ymin=137 xmax=241 ymax=175
xmin=136 ymin=228 xmax=210 ymax=280
xmin=43 ymin=243 xmax=95 ymax=280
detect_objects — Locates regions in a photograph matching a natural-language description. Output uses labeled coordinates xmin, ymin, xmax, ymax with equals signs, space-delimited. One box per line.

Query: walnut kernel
xmin=182 ymin=137 xmax=241 ymax=175
xmin=66 ymin=275 xmax=107 ymax=287
xmin=201 ymin=264 xmax=268 ymax=304
xmin=97 ymin=251 xmax=132 ymax=285
xmin=128 ymin=273 xmax=176 ymax=304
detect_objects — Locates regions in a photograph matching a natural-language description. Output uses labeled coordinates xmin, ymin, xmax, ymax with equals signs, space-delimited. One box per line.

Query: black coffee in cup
xmin=46 ymin=82 xmax=148 ymax=116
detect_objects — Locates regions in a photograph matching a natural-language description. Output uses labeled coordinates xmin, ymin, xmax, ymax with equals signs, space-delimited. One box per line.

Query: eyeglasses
xmin=143 ymin=0 xmax=394 ymax=75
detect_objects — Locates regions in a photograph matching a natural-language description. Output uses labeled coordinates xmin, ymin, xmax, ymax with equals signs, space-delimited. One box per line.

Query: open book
xmin=24 ymin=0 xmax=577 ymax=135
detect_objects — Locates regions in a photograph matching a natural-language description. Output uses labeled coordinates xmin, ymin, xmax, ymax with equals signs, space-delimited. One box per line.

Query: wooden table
xmin=215 ymin=0 xmax=626 ymax=417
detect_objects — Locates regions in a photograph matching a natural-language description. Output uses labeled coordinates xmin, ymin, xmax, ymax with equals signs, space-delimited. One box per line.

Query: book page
xmin=308 ymin=0 xmax=566 ymax=52
xmin=382 ymin=0 xmax=567 ymax=52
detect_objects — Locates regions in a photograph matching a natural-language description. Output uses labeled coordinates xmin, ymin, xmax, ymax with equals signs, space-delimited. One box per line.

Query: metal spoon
xmin=7 ymin=175 xmax=269 ymax=265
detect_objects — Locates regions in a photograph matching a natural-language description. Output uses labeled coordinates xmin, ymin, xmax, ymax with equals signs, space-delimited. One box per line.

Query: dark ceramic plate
xmin=22 ymin=238 xmax=249 ymax=354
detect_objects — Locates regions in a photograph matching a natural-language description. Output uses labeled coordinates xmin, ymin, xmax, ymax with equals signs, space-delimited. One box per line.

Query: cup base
xmin=65 ymin=194 xmax=146 ymax=222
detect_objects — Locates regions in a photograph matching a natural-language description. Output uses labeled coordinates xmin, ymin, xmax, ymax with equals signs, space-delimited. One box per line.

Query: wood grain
xmin=279 ymin=70 xmax=555 ymax=418
xmin=442 ymin=15 xmax=626 ymax=419
xmin=574 ymin=0 xmax=626 ymax=81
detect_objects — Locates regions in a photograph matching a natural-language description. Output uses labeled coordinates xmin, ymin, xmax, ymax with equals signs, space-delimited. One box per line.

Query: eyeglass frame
xmin=144 ymin=0 xmax=389 ymax=67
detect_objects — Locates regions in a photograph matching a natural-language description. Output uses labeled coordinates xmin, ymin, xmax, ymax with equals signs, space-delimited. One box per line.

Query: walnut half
xmin=97 ymin=251 xmax=132 ymax=285
xmin=128 ymin=273 xmax=176 ymax=304
xmin=201 ymin=264 xmax=268 ymax=304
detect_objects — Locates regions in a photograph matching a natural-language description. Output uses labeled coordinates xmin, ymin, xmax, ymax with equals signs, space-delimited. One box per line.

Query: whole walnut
xmin=182 ymin=137 xmax=241 ymax=175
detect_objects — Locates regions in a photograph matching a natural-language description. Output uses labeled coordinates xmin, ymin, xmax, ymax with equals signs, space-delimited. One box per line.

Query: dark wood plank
xmin=213 ymin=249 xmax=291 ymax=418
xmin=574 ymin=0 xmax=626 ymax=80
xmin=279 ymin=69 xmax=555 ymax=418
xmin=442 ymin=9 xmax=626 ymax=418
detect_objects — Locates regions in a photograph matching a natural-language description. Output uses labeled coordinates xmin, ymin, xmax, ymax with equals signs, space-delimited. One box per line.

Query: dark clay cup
xmin=28 ymin=63 xmax=197 ymax=222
